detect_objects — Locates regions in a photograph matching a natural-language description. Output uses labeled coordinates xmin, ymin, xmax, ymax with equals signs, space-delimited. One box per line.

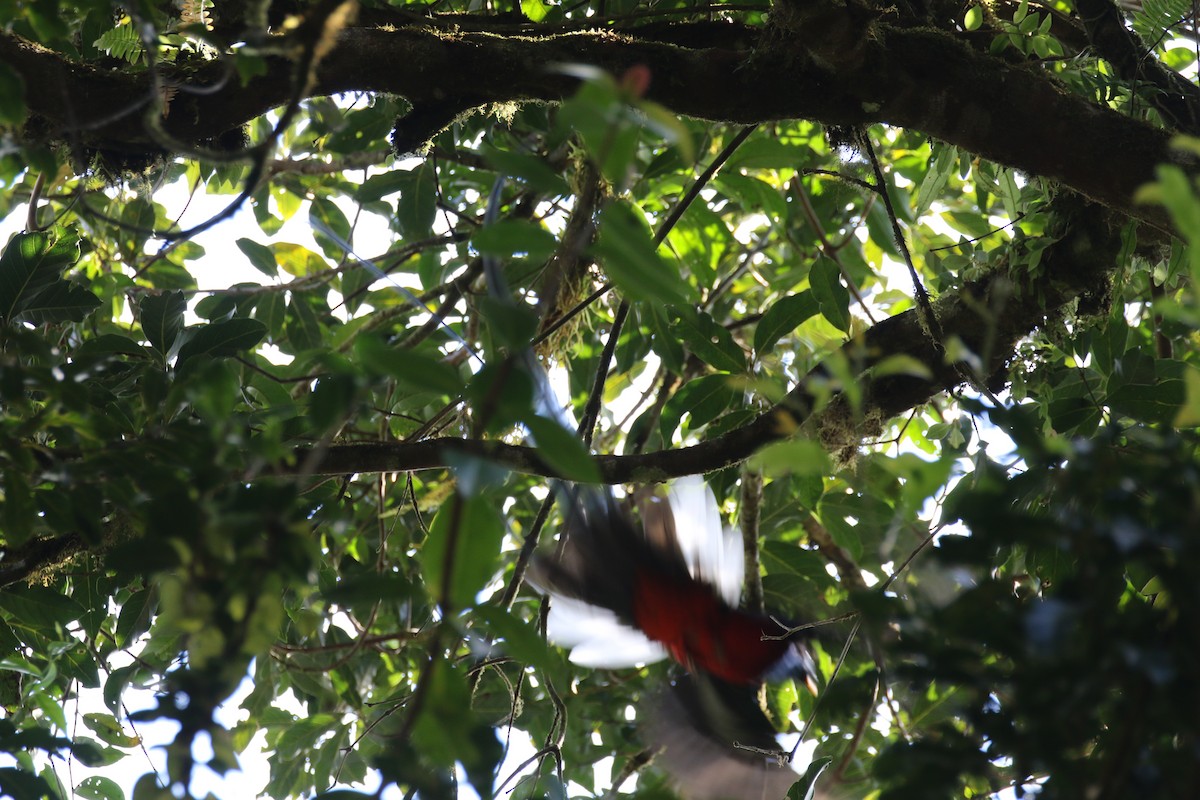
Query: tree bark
xmin=1 ymin=9 xmax=1191 ymax=230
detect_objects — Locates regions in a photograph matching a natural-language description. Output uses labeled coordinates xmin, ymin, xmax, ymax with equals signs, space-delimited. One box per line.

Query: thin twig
xmin=860 ymin=129 xmax=941 ymax=343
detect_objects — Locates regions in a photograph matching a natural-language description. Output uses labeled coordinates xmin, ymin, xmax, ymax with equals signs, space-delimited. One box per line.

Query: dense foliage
xmin=1 ymin=0 xmax=1199 ymax=799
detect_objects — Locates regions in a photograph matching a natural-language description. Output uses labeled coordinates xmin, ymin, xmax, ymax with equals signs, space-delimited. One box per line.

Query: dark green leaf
xmin=236 ymin=238 xmax=279 ymax=278
xmin=139 ymin=291 xmax=187 ymax=355
xmin=473 ymin=220 xmax=558 ymax=262
xmin=75 ymin=333 xmax=155 ymax=360
xmin=0 ymin=768 xmax=57 ymax=800
xmin=809 ymin=257 xmax=850 ymax=332
xmin=310 ymin=198 xmax=352 ymax=259
xmin=482 ymin=146 xmax=570 ymax=195
xmin=0 ymin=63 xmax=26 ymax=125
xmin=916 ymin=144 xmax=957 ymax=218
xmin=645 ymin=304 xmax=685 ymax=372
xmin=523 ymin=414 xmax=601 ymax=482
xmin=115 ymin=588 xmax=154 ymax=647
xmin=357 ymin=170 xmax=409 ymax=203
xmin=750 ymin=440 xmax=831 ymax=477
xmin=396 ymin=164 xmax=438 ymax=240
xmin=309 ymin=372 xmax=359 ymax=432
xmin=16 ymin=279 xmax=100 ymax=324
xmin=593 ymin=202 xmax=694 ymax=307
xmin=0 ymin=229 xmax=82 ymax=322
xmin=660 ymin=373 xmax=737 ymax=440
xmin=725 ymin=138 xmax=815 ymax=169
xmin=354 ymin=335 xmax=464 ymax=396
xmin=320 ymin=573 xmax=414 ymax=606
xmin=754 ymin=292 xmax=819 ymax=354
xmin=0 ymin=586 xmax=87 ymax=629
xmin=671 ymin=307 xmax=746 ymax=372
xmin=785 ymin=757 xmax=832 ymax=800
xmin=176 ymin=318 xmax=267 ymax=362
xmin=420 ymin=496 xmax=505 ymax=610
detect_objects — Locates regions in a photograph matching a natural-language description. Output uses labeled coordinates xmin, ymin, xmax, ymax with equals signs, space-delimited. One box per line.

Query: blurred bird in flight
xmin=530 ymin=476 xmax=819 ymax=800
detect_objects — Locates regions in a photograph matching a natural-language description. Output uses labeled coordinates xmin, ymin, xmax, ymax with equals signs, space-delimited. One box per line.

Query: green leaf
xmin=785 ymin=757 xmax=833 ymax=800
xmin=357 ymin=170 xmax=408 ymax=203
xmin=478 ymin=295 xmax=539 ymax=353
xmin=131 ymin=772 xmax=174 ymax=800
xmin=410 ymin=660 xmax=503 ymax=795
xmin=16 ymin=279 xmax=101 ymax=324
xmin=0 ymin=63 xmax=27 ymax=125
xmin=320 ymin=573 xmax=415 ymax=606
xmin=482 ymin=146 xmax=570 ymax=195
xmin=1108 ymin=358 xmax=1187 ymax=423
xmin=471 ymin=606 xmax=553 ymax=669
xmin=473 ymin=220 xmax=558 ymax=262
xmin=997 ymin=168 xmax=1022 ymax=220
xmin=0 ymin=586 xmax=87 ymax=630
xmin=915 ymin=144 xmax=957 ymax=218
xmin=593 ymin=201 xmax=694 ymax=307
xmin=557 ymin=75 xmax=641 ymax=185
xmin=353 ymin=335 xmax=464 ymax=396
xmin=871 ymin=354 xmax=934 ymax=380
xmin=140 ymin=291 xmax=187 ymax=355
xmin=0 ymin=768 xmax=58 ymax=800
xmin=176 ymin=318 xmax=267 ymax=362
xmin=523 ymin=414 xmax=601 ymax=482
xmin=396 ymin=164 xmax=438 ymax=240
xmin=0 ymin=229 xmax=82 ymax=322
xmin=1175 ymin=365 xmax=1200 ymax=427
xmin=725 ymin=138 xmax=816 ymax=170
xmin=521 ymin=0 xmax=550 ymax=22
xmin=94 ymin=20 xmax=142 ymax=63
xmin=114 ymin=587 xmax=153 ymax=652
xmin=964 ymin=5 xmax=983 ymax=30
xmin=82 ymin=713 xmax=139 ymax=748
xmin=310 ymin=198 xmax=352 ymax=259
xmin=865 ymin=200 xmax=901 ymax=257
xmin=715 ymin=173 xmax=789 ymax=220
xmin=309 ymin=372 xmax=359 ymax=432
xmin=761 ymin=541 xmax=835 ymax=611
xmin=749 ymin=440 xmax=832 ymax=477
xmin=755 ymin=292 xmax=819 ymax=354
xmin=671 ymin=307 xmax=746 ymax=372
xmin=421 ymin=496 xmax=505 ymax=610
xmin=75 ymin=333 xmax=155 ymax=360
xmin=660 ymin=373 xmax=738 ymax=440
xmin=286 ymin=294 xmax=325 ymax=351
xmin=809 ymin=257 xmax=851 ymax=332
xmin=639 ymin=99 xmax=696 ymax=164
xmin=236 ymin=238 xmax=278 ymax=278
xmin=272 ymin=243 xmax=328 ymax=278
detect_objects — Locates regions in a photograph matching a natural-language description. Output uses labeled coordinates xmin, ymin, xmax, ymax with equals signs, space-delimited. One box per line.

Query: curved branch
xmin=1 ymin=18 xmax=1189 ymax=230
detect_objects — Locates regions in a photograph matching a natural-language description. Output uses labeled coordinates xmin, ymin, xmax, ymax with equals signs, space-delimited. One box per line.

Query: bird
xmin=529 ymin=475 xmax=819 ymax=800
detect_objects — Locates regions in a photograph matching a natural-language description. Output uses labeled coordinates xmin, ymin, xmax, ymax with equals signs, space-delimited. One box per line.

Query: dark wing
xmin=645 ymin=673 xmax=802 ymax=800
xmin=527 ymin=484 xmax=691 ymax=626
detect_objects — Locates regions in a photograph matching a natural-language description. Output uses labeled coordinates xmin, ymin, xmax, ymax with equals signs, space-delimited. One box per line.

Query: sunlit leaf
xmin=594 ymin=201 xmax=694 ymax=306
xmin=421 ymin=496 xmax=505 ymax=610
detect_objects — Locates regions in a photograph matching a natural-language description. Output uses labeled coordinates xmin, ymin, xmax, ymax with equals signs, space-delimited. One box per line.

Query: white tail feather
xmin=666 ymin=476 xmax=745 ymax=606
xmin=546 ymin=595 xmax=668 ymax=668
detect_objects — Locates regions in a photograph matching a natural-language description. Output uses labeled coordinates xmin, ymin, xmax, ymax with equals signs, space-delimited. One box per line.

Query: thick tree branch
xmin=1074 ymin=0 xmax=1200 ymax=133
xmin=2 ymin=16 xmax=1189 ymax=229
